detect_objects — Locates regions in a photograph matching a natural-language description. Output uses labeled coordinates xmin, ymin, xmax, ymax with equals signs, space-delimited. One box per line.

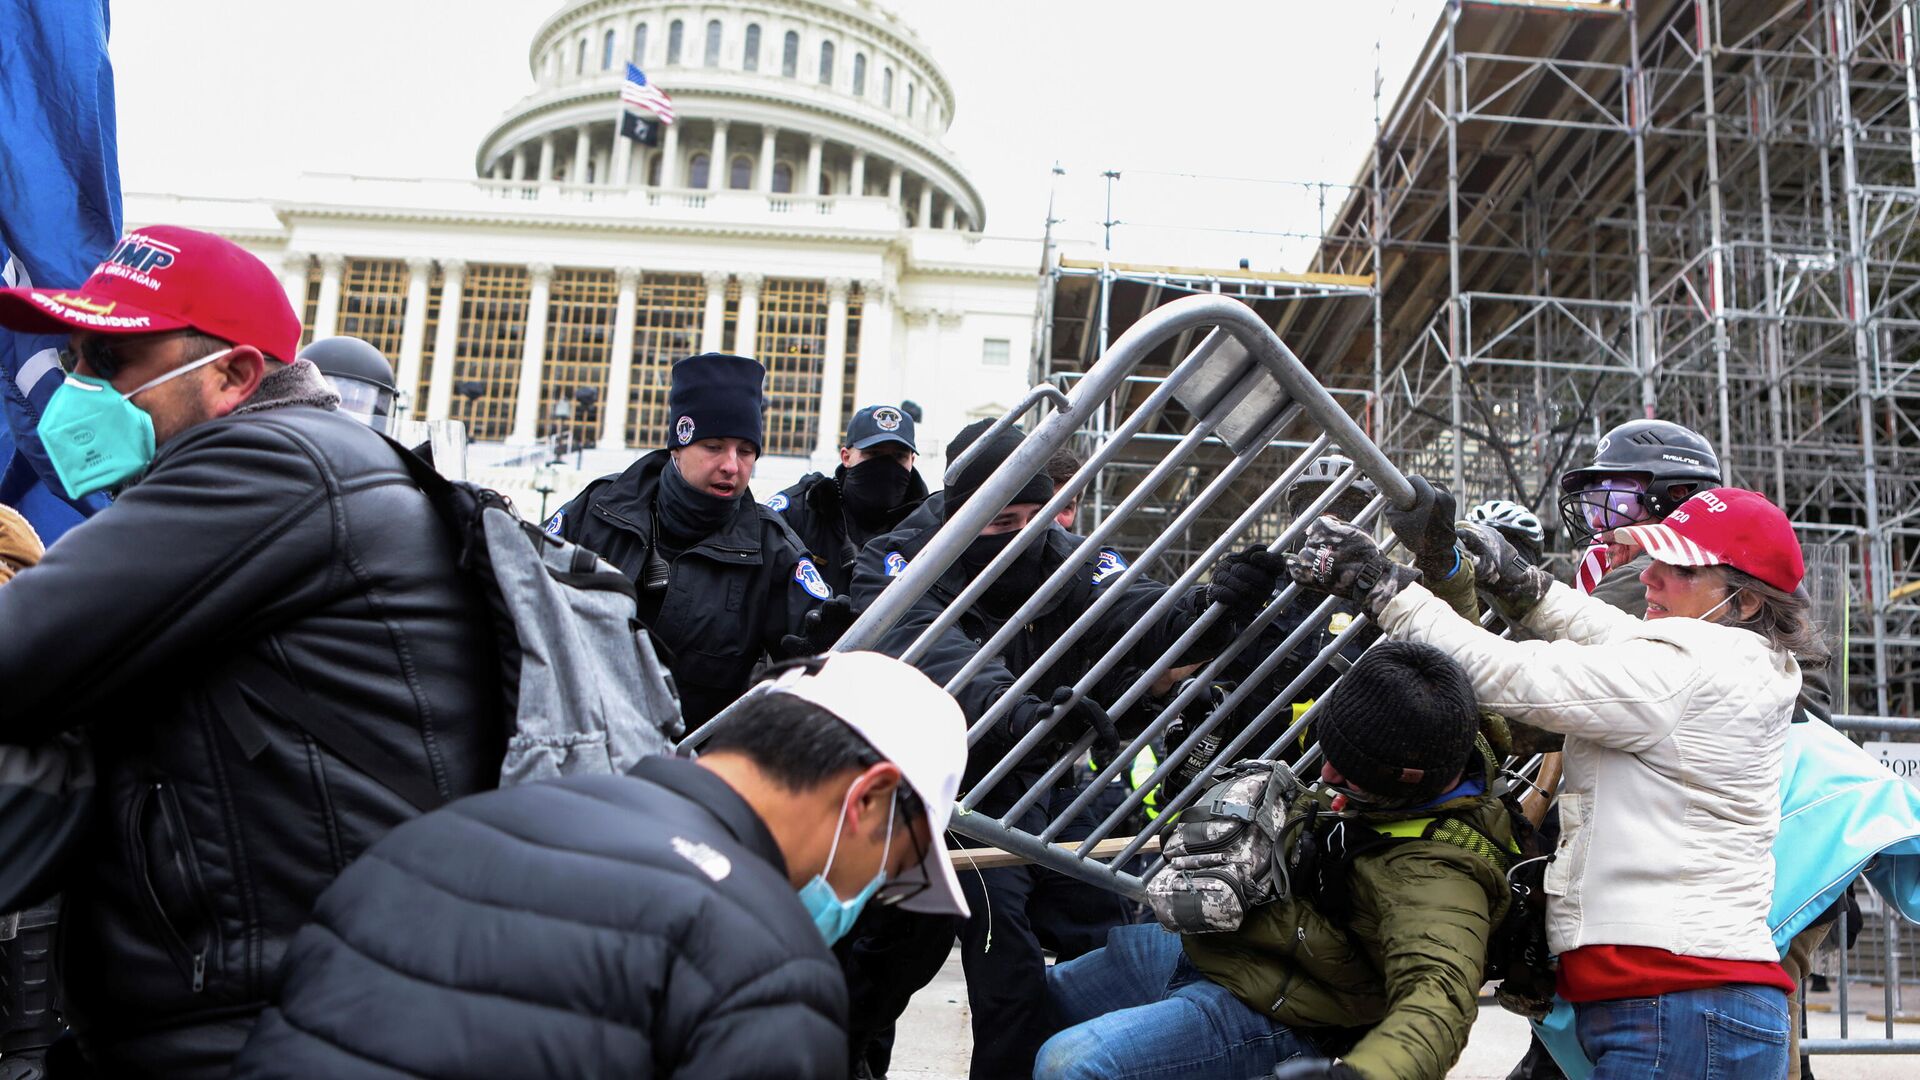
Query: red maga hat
xmin=0 ymin=225 xmax=301 ymax=362
xmin=1613 ymin=487 xmax=1805 ymax=593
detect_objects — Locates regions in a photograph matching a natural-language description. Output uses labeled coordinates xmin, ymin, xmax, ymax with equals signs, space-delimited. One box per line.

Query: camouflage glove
xmin=1284 ymin=518 xmax=1421 ymax=617
xmin=1206 ymin=546 xmax=1287 ymax=620
xmin=1270 ymin=1058 xmax=1362 ymax=1080
xmin=1456 ymin=522 xmax=1554 ymax=620
xmin=1384 ymin=474 xmax=1465 ymax=582
xmin=779 ymin=595 xmax=855 ymax=656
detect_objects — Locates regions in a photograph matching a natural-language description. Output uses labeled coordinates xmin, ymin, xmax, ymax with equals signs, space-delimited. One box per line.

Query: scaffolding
xmin=1041 ymin=0 xmax=1920 ymax=717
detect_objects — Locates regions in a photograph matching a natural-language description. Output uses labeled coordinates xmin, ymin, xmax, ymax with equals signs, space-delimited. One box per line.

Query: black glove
xmin=1270 ymin=1058 xmax=1362 ymax=1080
xmin=1384 ymin=474 xmax=1462 ymax=581
xmin=1284 ymin=517 xmax=1421 ymax=616
xmin=1006 ymin=686 xmax=1121 ymax=761
xmin=1455 ymin=522 xmax=1554 ymax=619
xmin=780 ymin=595 xmax=855 ymax=656
xmin=1207 ymin=546 xmax=1287 ymax=619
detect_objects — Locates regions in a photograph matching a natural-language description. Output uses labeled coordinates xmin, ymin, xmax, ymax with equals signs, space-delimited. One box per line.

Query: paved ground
xmin=891 ymin=950 xmax=1920 ymax=1078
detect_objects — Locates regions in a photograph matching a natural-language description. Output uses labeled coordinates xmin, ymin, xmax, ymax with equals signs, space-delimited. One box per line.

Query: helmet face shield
xmin=324 ymin=374 xmax=397 ymax=433
xmin=1558 ymin=474 xmax=1651 ymax=546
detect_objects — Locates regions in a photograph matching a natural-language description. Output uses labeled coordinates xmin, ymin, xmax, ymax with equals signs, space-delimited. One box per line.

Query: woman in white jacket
xmin=1287 ymin=483 xmax=1816 ymax=1080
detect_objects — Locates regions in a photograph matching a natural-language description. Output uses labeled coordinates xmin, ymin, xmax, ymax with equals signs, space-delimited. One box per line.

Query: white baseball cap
xmin=759 ymin=651 xmax=970 ymax=918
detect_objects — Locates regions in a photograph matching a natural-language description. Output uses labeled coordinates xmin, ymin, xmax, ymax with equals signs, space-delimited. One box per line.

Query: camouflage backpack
xmin=1144 ymin=761 xmax=1297 ymax=934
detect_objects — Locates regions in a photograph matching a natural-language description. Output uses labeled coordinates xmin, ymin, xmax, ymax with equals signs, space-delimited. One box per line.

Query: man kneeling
xmin=1037 ymin=642 xmax=1511 ymax=1080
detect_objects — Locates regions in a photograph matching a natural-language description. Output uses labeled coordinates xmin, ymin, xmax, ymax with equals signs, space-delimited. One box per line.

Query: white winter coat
xmin=1378 ymin=580 xmax=1801 ymax=961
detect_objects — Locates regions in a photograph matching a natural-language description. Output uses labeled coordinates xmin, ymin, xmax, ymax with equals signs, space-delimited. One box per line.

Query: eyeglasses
xmin=57 ymin=329 xmax=202 ymax=382
xmin=874 ymin=788 xmax=931 ymax=908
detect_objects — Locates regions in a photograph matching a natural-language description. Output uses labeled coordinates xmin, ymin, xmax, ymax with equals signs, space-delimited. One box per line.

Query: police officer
xmin=299 ymin=336 xmax=398 ymax=432
xmin=851 ymin=418 xmax=1286 ymax=1080
xmin=769 ymin=403 xmax=929 ymax=596
xmin=545 ymin=353 xmax=828 ymax=729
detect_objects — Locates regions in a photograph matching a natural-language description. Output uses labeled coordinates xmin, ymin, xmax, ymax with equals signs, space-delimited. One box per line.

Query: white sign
xmin=1864 ymin=740 xmax=1920 ymax=791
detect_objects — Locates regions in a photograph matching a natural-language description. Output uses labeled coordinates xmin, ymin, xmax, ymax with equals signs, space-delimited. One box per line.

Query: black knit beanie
xmin=666 ymin=353 xmax=765 ymax=452
xmin=942 ymin=418 xmax=1053 ymax=518
xmin=1315 ymin=641 xmax=1478 ymax=803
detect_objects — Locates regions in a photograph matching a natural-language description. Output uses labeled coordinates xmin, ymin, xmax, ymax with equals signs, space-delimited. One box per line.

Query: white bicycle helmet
xmin=1467 ymin=499 xmax=1545 ymax=546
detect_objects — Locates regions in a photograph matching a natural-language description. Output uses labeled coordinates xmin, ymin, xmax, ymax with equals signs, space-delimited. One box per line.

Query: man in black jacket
xmin=851 ymin=419 xmax=1286 ymax=1079
xmin=771 ymin=403 xmax=930 ymax=596
xmin=231 ymin=651 xmax=972 ymax=1080
xmin=545 ymin=352 xmax=826 ymax=728
xmin=0 ymin=226 xmax=500 ymax=1077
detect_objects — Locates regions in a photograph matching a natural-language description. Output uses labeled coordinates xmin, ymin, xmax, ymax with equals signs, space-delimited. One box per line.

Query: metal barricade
xmin=833 ymin=292 xmax=1416 ymax=897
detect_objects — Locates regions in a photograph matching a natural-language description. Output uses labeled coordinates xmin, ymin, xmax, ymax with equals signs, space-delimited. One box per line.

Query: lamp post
xmin=533 ymin=463 xmax=559 ymax=522
xmin=572 ymin=386 xmax=600 ymax=470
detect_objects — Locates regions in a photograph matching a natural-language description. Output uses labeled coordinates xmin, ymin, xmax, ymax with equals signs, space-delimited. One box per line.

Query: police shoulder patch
xmin=794 ymin=557 xmax=832 ymax=599
xmin=767 ymin=492 xmax=790 ymax=512
xmin=543 ymin=509 xmax=566 ymax=536
xmin=1092 ymin=548 xmax=1128 ymax=585
xmin=884 ymin=550 xmax=909 ymax=578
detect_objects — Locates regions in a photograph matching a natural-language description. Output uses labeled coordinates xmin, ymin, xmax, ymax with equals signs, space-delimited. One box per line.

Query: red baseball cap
xmin=1613 ymin=487 xmax=1805 ymax=592
xmin=0 ymin=225 xmax=301 ymax=362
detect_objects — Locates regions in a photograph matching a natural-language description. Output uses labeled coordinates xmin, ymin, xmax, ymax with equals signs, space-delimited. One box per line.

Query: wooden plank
xmin=948 ymin=834 xmax=1162 ymax=872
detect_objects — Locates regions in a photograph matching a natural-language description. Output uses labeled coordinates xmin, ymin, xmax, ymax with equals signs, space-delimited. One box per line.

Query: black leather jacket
xmin=545 ymin=450 xmax=823 ymax=728
xmin=0 ymin=406 xmax=501 ymax=1077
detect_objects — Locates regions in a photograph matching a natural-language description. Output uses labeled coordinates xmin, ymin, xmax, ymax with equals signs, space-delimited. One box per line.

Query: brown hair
xmin=1718 ymin=566 xmax=1830 ymax=667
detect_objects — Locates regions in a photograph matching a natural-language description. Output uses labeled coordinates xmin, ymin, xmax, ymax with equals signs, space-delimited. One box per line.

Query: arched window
xmin=576 ymin=38 xmax=588 ymax=75
xmin=852 ymin=53 xmax=866 ymax=96
xmin=743 ymin=24 xmax=761 ymax=70
xmin=772 ymin=162 xmax=794 ymax=194
xmin=781 ymin=30 xmax=798 ymax=77
xmin=906 ymin=82 xmax=915 ymax=115
xmin=602 ymin=29 xmax=615 ymax=70
xmin=689 ymin=153 xmax=711 ymax=190
xmin=704 ymin=20 xmax=722 ymax=66
xmin=632 ymin=23 xmax=648 ymax=64
xmin=729 ymin=155 xmax=753 ymax=190
xmin=667 ymin=20 xmax=684 ymax=64
xmin=882 ymin=66 xmax=894 ymax=106
xmin=818 ymin=41 xmax=835 ymax=85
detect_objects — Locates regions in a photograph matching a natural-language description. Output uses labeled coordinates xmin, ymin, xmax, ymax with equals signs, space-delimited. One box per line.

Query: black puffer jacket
xmin=231 ymin=759 xmax=849 ymax=1079
xmin=0 ymin=406 xmax=500 ymax=1077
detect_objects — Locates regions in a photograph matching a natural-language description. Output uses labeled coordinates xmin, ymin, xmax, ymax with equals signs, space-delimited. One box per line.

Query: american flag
xmin=622 ymin=63 xmax=676 ymax=124
xmin=1575 ymin=544 xmax=1609 ymax=594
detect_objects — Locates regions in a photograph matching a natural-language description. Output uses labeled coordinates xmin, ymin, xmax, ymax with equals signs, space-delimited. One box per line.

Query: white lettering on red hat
xmin=1697 ymin=491 xmax=1729 ymax=513
xmin=100 ymin=233 xmax=182 ymax=292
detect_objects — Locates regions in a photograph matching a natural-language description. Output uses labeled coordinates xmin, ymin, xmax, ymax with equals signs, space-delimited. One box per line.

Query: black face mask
xmin=656 ymin=457 xmax=740 ymax=543
xmin=839 ymin=457 xmax=913 ymax=527
xmin=962 ymin=529 xmax=1048 ymax=614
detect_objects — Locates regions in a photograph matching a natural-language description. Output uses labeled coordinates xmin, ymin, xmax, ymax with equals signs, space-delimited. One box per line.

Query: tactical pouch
xmin=1145 ymin=761 xmax=1293 ymax=933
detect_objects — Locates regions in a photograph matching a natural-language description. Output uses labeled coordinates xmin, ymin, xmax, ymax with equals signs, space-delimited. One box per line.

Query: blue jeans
xmin=1576 ymin=984 xmax=1790 ymax=1079
xmin=1035 ymin=923 xmax=1320 ymax=1080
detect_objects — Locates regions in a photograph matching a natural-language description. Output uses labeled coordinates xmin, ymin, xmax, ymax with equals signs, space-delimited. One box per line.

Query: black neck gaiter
xmin=656 ymin=458 xmax=740 ymax=545
xmin=962 ymin=530 xmax=1049 ymax=616
xmin=839 ymin=458 xmax=914 ymax=531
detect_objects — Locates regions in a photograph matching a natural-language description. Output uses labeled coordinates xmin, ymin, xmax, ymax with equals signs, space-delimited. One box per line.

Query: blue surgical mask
xmin=797 ymin=786 xmax=894 ymax=946
xmin=38 ymin=348 xmax=231 ymax=499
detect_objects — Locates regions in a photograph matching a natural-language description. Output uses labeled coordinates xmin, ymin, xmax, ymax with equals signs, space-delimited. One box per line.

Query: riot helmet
xmin=301 ymin=336 xmax=398 ymax=432
xmin=1557 ymin=419 xmax=1720 ymax=546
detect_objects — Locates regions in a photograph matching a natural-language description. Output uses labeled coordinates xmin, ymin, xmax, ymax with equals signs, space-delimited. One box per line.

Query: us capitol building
xmin=127 ymin=0 xmax=1041 ymax=503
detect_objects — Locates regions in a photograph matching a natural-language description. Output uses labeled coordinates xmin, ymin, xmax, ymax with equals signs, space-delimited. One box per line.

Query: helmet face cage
xmin=1557 ymin=475 xmax=1659 ymax=547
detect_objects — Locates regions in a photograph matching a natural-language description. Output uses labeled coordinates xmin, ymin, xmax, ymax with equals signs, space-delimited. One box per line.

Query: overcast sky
xmin=108 ymin=1 xmax=1441 ymax=271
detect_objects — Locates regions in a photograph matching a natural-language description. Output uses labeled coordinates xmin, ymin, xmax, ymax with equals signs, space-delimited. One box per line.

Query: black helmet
xmin=1557 ymin=419 xmax=1720 ymax=545
xmin=1286 ymin=450 xmax=1379 ymax=521
xmin=300 ymin=336 xmax=398 ymax=431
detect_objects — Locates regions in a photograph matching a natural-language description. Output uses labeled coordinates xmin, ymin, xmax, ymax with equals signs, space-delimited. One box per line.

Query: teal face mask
xmin=38 ymin=348 xmax=230 ymax=500
xmin=797 ymin=786 xmax=894 ymax=946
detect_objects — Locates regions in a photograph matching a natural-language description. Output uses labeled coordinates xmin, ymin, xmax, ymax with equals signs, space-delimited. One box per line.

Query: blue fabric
xmin=1035 ymin=923 xmax=1319 ymax=1080
xmin=1575 ymin=984 xmax=1788 ymax=1079
xmin=1410 ymin=776 xmax=1484 ymax=810
xmin=0 ymin=0 xmax=121 ymax=539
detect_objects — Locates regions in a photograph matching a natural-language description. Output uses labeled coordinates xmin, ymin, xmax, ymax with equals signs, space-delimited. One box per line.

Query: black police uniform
xmin=769 ymin=466 xmax=930 ymax=596
xmin=545 ymin=449 xmax=826 ymax=728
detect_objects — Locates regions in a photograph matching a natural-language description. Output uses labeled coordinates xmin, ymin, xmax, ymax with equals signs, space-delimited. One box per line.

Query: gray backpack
xmin=225 ymin=440 xmax=683 ymax=812
xmin=1145 ymin=761 xmax=1295 ymax=934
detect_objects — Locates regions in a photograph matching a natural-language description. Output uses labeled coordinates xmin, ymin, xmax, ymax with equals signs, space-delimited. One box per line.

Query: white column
xmin=700 ymin=271 xmax=729 ymax=352
xmin=814 ymin=277 xmax=851 ymax=465
xmin=805 ymin=135 xmax=825 ymax=197
xmin=850 ymin=149 xmax=867 ymax=196
xmin=853 ymin=279 xmax=893 ymax=407
xmin=887 ymin=164 xmax=903 ymax=206
xmin=572 ymin=125 xmax=593 ymax=183
xmin=537 ymin=133 xmax=556 ymax=182
xmin=593 ymin=144 xmax=611 ymax=187
xmin=733 ymin=272 xmax=763 ymax=357
xmin=424 ymin=259 xmax=466 ymax=422
xmin=611 ymin=129 xmax=633 ymax=187
xmin=395 ymin=257 xmax=433 ymax=407
xmin=509 ymin=262 xmax=555 ymax=445
xmin=942 ymin=201 xmax=956 ymax=230
xmin=660 ymin=122 xmax=682 ymax=188
xmin=601 ymin=265 xmax=641 ymax=450
xmin=710 ymin=120 xmax=731 ymax=189
xmin=279 ymin=253 xmax=309 ymax=319
xmin=312 ymin=254 xmax=345 ymax=340
xmin=758 ymin=126 xmax=778 ymax=192
xmin=510 ymin=147 xmax=527 ymax=181
xmin=916 ymin=182 xmax=932 ymax=229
